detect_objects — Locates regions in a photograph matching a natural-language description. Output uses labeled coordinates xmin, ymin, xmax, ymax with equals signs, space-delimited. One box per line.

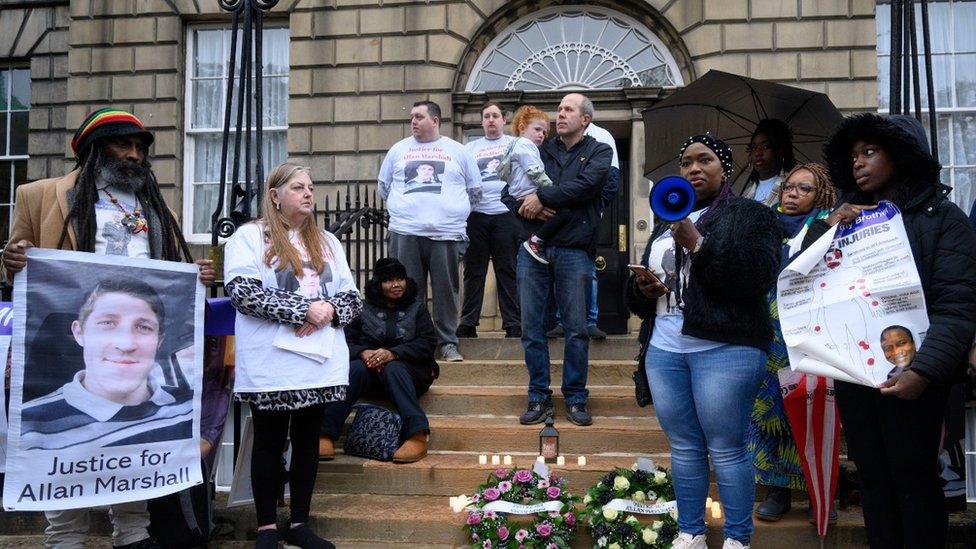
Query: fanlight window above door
xmin=465 ymin=6 xmax=683 ymax=92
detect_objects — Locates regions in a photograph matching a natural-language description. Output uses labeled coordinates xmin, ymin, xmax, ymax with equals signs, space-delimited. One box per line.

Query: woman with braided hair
xmin=748 ymin=163 xmax=837 ymax=522
xmin=625 ymin=134 xmax=781 ymax=549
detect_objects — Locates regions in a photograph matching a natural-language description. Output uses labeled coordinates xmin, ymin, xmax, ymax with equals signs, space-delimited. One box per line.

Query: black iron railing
xmin=321 ymin=183 xmax=389 ymax=290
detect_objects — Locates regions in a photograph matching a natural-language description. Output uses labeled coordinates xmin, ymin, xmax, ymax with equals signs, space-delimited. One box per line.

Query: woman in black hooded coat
xmin=319 ymin=258 xmax=439 ymax=463
xmin=811 ymin=113 xmax=976 ymax=548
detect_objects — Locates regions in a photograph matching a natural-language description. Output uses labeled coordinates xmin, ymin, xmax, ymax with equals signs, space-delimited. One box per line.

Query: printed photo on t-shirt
xmin=477 ymin=156 xmax=502 ymax=182
xmin=404 ymin=160 xmax=444 ymax=195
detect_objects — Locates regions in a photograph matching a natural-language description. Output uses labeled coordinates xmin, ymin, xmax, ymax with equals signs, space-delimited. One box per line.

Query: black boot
xmin=755 ymin=486 xmax=791 ymax=521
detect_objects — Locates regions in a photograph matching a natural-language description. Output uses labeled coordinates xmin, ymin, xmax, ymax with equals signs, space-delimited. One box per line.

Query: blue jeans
xmin=645 ymin=344 xmax=765 ymax=544
xmin=555 ymin=263 xmax=599 ymax=327
xmin=517 ymin=246 xmax=590 ymax=404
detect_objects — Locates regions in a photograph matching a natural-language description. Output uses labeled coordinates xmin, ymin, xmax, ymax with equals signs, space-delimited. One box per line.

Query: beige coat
xmin=8 ymin=169 xmax=81 ymax=252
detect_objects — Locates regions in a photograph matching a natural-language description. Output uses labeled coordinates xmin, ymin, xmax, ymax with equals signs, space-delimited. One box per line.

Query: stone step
xmin=315 ymin=452 xmax=674 ymax=497
xmin=296 ymin=494 xmax=974 ymax=548
xmin=416 ymin=415 xmax=666 ymax=454
xmin=436 ymin=359 xmax=637 ymax=386
xmin=457 ymin=334 xmax=638 ymax=361
xmin=421 ymin=385 xmax=640 ymax=416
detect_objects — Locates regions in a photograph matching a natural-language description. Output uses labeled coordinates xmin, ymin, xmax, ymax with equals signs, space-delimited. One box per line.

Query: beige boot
xmin=392 ymin=432 xmax=427 ymax=463
xmin=318 ymin=436 xmax=335 ymax=461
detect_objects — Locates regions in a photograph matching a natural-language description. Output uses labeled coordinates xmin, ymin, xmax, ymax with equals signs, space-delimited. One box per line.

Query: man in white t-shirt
xmin=378 ymin=100 xmax=482 ymax=362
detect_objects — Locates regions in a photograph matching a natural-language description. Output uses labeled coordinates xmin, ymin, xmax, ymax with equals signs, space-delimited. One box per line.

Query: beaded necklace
xmin=100 ymin=186 xmax=148 ymax=234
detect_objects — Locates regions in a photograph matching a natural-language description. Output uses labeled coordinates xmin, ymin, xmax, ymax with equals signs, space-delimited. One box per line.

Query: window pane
xmin=192 ymin=183 xmax=220 ymax=234
xmin=878 ymin=56 xmax=890 ymax=110
xmin=9 ymin=111 xmax=28 ymax=155
xmin=951 ymin=167 xmax=976 ymax=211
xmin=14 ymin=160 xmax=26 ymax=188
xmin=263 ymin=28 xmax=289 ymax=75
xmin=193 ymin=133 xmax=223 ymax=183
xmin=0 ymin=162 xmax=10 ymax=203
xmin=194 ymin=29 xmax=226 ymax=78
xmin=925 ymin=2 xmax=952 ymax=54
xmin=922 ymin=114 xmax=952 ymax=166
xmin=10 ymin=69 xmax=30 ymax=110
xmin=877 ymin=5 xmax=890 ymax=56
xmin=954 ymin=54 xmax=976 ymax=107
xmin=0 ymin=70 xmax=8 ymax=110
xmin=953 ymin=113 xmax=976 ymax=165
xmin=1 ymin=203 xmax=9 ymax=239
xmin=191 ymin=79 xmax=224 ymax=129
xmin=263 ymin=76 xmax=287 ymax=126
xmin=0 ymin=113 xmax=7 ymax=156
xmin=953 ymin=0 xmax=976 ymax=52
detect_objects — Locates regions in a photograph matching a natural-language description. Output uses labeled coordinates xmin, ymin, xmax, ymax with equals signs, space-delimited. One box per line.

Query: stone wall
xmin=1 ymin=1 xmax=71 ymax=181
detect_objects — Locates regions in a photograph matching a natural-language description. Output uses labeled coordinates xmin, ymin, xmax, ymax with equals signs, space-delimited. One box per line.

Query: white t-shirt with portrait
xmin=93 ymin=187 xmax=150 ymax=258
xmin=466 ymin=135 xmax=515 ymax=215
xmin=378 ymin=136 xmax=481 ymax=239
xmin=224 ymin=223 xmax=357 ymax=393
xmin=646 ymin=208 xmax=725 ymax=354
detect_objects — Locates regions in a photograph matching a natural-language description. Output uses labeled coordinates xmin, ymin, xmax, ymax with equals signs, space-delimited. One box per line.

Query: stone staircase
xmin=2 ymin=334 xmax=974 ymax=548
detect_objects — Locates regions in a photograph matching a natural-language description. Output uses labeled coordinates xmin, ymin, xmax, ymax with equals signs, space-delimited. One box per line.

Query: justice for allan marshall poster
xmin=2 ymin=248 xmax=204 ymax=511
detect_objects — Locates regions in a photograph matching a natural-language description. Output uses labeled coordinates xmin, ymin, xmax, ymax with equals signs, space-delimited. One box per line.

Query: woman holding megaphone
xmin=626 ymin=134 xmax=781 ymax=549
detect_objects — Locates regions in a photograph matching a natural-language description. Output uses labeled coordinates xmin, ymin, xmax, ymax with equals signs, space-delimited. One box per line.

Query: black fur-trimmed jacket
xmin=627 ymin=197 xmax=782 ymax=363
xmin=345 ymin=278 xmax=439 ymax=384
xmin=815 ymin=113 xmax=976 ymax=385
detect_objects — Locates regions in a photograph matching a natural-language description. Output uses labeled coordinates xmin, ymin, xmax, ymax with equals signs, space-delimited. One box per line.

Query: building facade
xmin=5 ymin=0 xmax=964 ymax=329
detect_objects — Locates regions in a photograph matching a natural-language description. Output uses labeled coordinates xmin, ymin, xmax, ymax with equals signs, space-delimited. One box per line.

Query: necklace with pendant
xmin=101 ymin=186 xmax=148 ymax=234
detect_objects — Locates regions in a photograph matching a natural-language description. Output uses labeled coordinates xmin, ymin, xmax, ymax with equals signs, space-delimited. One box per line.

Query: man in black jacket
xmin=503 ymin=93 xmax=612 ymax=426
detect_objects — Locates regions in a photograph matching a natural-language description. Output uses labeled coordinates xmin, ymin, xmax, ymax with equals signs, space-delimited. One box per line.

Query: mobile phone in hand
xmin=628 ymin=264 xmax=657 ymax=279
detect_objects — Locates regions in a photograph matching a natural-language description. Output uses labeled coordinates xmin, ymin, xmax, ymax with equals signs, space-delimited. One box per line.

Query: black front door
xmin=594 ymin=137 xmax=630 ymax=335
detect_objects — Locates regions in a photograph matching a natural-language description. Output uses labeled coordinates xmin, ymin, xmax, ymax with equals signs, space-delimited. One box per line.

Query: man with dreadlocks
xmin=2 ymin=108 xmax=215 ymax=549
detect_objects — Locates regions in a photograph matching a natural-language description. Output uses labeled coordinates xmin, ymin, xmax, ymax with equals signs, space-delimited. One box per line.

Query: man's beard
xmin=95 ymin=152 xmax=152 ymax=193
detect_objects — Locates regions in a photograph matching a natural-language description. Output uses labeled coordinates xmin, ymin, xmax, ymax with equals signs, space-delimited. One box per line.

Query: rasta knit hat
xmin=70 ymin=108 xmax=154 ymax=159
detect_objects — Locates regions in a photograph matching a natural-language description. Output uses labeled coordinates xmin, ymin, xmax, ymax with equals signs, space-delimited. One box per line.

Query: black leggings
xmin=250 ymin=404 xmax=325 ymax=527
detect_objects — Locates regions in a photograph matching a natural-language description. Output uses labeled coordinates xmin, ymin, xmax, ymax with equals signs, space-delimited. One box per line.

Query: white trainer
xmin=722 ymin=538 xmax=750 ymax=549
xmin=672 ymin=532 xmax=707 ymax=549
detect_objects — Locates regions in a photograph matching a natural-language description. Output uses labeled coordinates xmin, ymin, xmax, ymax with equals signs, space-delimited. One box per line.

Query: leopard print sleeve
xmin=226 ymin=276 xmax=311 ymax=327
xmin=326 ymin=289 xmax=363 ymax=328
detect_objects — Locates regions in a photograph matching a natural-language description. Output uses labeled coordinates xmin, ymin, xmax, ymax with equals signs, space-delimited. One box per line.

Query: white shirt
xmin=93 ymin=187 xmax=150 ymax=258
xmin=378 ymin=136 xmax=482 ymax=239
xmin=646 ymin=208 xmax=725 ymax=354
xmin=585 ymin=122 xmax=620 ymax=169
xmin=224 ymin=223 xmax=357 ymax=393
xmin=754 ymin=174 xmax=782 ymax=205
xmin=466 ymin=135 xmax=515 ymax=215
xmin=503 ymin=137 xmax=551 ymax=199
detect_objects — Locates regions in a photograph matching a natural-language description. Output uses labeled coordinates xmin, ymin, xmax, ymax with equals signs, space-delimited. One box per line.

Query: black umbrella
xmin=642 ymin=70 xmax=844 ymax=192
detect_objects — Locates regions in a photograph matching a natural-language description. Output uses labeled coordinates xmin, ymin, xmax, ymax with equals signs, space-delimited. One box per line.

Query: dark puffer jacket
xmin=809 ymin=113 xmax=976 ymax=384
xmin=627 ymin=196 xmax=782 ymax=362
xmin=345 ymin=277 xmax=439 ymax=384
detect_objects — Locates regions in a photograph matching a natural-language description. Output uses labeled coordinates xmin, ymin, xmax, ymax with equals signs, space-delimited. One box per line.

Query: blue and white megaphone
xmin=649 ymin=175 xmax=696 ymax=222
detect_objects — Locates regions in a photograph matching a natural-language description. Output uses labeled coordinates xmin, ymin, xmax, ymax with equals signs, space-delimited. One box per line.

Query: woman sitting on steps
xmin=319 ymin=257 xmax=439 ymax=463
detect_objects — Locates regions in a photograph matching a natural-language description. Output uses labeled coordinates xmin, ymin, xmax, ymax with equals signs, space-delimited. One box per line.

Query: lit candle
xmin=503 ymin=455 xmax=512 ymax=465
xmin=537 ymin=455 xmax=545 ymax=463
xmin=556 ymin=456 xmax=565 ymax=466
xmin=705 ymin=497 xmax=713 ymax=508
xmin=478 ymin=455 xmax=488 ymax=465
xmin=711 ymin=502 xmax=722 ymax=519
xmin=577 ymin=455 xmax=587 ymax=466
xmin=491 ymin=455 xmax=500 ymax=465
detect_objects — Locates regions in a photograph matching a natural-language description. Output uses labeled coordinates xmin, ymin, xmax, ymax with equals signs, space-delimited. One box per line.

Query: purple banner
xmin=835 ymin=200 xmax=899 ymax=238
xmin=205 ymin=298 xmax=236 ymax=336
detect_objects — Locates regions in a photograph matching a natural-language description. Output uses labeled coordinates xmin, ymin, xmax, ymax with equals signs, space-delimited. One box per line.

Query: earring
xmin=275 ymin=202 xmax=280 ymax=211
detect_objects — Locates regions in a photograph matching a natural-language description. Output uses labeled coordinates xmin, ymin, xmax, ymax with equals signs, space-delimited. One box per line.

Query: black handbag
xmin=633 ymin=363 xmax=652 ymax=407
xmin=343 ymin=403 xmax=403 ymax=461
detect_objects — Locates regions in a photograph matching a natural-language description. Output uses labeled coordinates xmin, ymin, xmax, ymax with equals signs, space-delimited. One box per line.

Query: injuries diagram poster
xmin=777 ymin=201 xmax=928 ymax=387
xmin=2 ymin=249 xmax=204 ymax=510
